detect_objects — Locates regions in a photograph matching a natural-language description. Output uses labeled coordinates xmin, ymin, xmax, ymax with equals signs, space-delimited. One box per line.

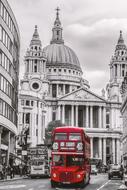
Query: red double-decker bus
xmin=50 ymin=126 xmax=91 ymax=188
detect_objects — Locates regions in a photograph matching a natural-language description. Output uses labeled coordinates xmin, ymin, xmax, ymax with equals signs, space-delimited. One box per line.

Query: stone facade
xmin=121 ymin=75 xmax=127 ymax=167
xmin=0 ymin=0 xmax=20 ymax=165
xmin=18 ymin=9 xmax=124 ymax=165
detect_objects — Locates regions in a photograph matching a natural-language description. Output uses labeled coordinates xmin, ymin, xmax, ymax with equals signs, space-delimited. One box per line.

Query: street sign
xmin=22 ymin=150 xmax=27 ymax=155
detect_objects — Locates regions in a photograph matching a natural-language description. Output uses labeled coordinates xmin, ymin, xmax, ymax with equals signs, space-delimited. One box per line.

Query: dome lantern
xmin=50 ymin=7 xmax=64 ymax=44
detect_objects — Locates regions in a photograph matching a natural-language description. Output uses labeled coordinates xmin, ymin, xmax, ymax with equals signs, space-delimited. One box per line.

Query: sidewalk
xmin=0 ymin=175 xmax=28 ymax=182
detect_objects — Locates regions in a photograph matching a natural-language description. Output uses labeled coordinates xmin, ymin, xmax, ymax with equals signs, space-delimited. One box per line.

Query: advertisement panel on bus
xmin=28 ymin=145 xmax=50 ymax=178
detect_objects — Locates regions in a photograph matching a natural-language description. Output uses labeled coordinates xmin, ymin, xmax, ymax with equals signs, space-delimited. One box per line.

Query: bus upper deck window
xmin=69 ymin=133 xmax=81 ymax=140
xmin=55 ymin=133 xmax=67 ymax=140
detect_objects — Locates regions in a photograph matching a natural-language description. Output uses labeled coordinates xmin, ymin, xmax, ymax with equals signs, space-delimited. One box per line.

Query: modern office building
xmin=19 ymin=9 xmax=123 ymax=165
xmin=0 ymin=0 xmax=20 ymax=165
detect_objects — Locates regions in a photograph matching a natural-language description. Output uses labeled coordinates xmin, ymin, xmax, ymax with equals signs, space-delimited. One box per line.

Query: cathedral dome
xmin=43 ymin=43 xmax=81 ymax=70
xmin=43 ymin=7 xmax=82 ymax=71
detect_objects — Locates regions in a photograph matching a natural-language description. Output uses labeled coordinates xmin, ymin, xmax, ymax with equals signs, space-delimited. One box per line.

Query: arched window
xmin=34 ymin=60 xmax=37 ymax=72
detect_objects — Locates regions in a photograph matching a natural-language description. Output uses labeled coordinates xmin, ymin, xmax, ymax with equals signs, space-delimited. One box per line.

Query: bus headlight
xmin=77 ymin=143 xmax=83 ymax=150
xmin=77 ymin=174 xmax=81 ymax=178
xmin=53 ymin=173 xmax=57 ymax=178
xmin=53 ymin=142 xmax=58 ymax=150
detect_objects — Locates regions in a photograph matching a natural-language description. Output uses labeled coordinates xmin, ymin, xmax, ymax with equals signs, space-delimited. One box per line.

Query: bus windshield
xmin=66 ymin=155 xmax=84 ymax=166
xmin=69 ymin=133 xmax=81 ymax=140
xmin=52 ymin=155 xmax=84 ymax=167
xmin=53 ymin=155 xmax=65 ymax=166
xmin=55 ymin=133 xmax=67 ymax=140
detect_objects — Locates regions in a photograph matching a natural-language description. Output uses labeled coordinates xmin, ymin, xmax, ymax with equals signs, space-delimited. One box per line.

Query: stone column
xmin=116 ymin=139 xmax=120 ymax=164
xmin=103 ymin=138 xmax=106 ymax=165
xmin=50 ymin=85 xmax=52 ymax=97
xmin=0 ymin=127 xmax=3 ymax=164
xmin=90 ymin=106 xmax=93 ymax=128
xmin=90 ymin=137 xmax=93 ymax=158
xmin=99 ymin=138 xmax=102 ymax=160
xmin=112 ymin=138 xmax=116 ymax=164
xmin=86 ymin=106 xmax=89 ymax=128
xmin=120 ymin=64 xmax=121 ymax=77
xmin=98 ymin=106 xmax=102 ymax=128
xmin=63 ymin=84 xmax=65 ymax=95
xmin=71 ymin=105 xmax=74 ymax=126
xmin=76 ymin=105 xmax=78 ymax=127
xmin=62 ymin=105 xmax=65 ymax=123
xmin=103 ymin=107 xmax=106 ymax=128
xmin=118 ymin=64 xmax=120 ymax=78
xmin=57 ymin=105 xmax=61 ymax=120
xmin=56 ymin=84 xmax=59 ymax=97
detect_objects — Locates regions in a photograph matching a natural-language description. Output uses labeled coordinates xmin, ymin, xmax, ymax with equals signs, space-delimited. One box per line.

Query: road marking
xmin=38 ymin=185 xmax=45 ymax=188
xmin=96 ymin=180 xmax=111 ymax=190
xmin=0 ymin=185 xmax=26 ymax=189
xmin=56 ymin=188 xmax=79 ymax=190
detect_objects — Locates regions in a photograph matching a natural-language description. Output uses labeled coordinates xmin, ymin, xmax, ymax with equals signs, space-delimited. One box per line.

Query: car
xmin=124 ymin=172 xmax=127 ymax=186
xmin=91 ymin=165 xmax=98 ymax=175
xmin=108 ymin=164 xmax=123 ymax=180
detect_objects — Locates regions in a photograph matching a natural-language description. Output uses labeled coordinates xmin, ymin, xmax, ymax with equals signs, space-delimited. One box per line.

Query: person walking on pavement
xmin=0 ymin=164 xmax=3 ymax=179
xmin=3 ymin=163 xmax=7 ymax=179
xmin=8 ymin=165 xmax=13 ymax=179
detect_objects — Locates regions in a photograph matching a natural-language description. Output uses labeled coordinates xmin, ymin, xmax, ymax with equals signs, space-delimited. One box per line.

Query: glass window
xmin=31 ymin=101 xmax=34 ymax=106
xmin=0 ymin=99 xmax=3 ymax=114
xmin=53 ymin=155 xmax=65 ymax=166
xmin=26 ymin=113 xmax=30 ymax=124
xmin=52 ymin=84 xmax=56 ymax=97
xmin=69 ymin=133 xmax=81 ymax=140
xmin=26 ymin=100 xmax=30 ymax=106
xmin=34 ymin=62 xmax=37 ymax=72
xmin=55 ymin=133 xmax=67 ymax=140
xmin=66 ymin=155 xmax=84 ymax=166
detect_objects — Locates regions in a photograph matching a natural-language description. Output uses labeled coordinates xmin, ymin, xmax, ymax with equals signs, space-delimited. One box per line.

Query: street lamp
xmin=22 ymin=125 xmax=29 ymax=165
xmin=17 ymin=125 xmax=29 ymax=164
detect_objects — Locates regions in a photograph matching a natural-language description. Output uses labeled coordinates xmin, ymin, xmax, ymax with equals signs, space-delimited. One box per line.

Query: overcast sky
xmin=9 ymin=0 xmax=127 ymax=95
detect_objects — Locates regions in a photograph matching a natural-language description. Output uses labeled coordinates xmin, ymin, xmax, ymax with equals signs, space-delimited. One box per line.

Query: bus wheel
xmin=80 ymin=177 xmax=86 ymax=188
xmin=88 ymin=174 xmax=90 ymax=184
xmin=51 ymin=180 xmax=56 ymax=188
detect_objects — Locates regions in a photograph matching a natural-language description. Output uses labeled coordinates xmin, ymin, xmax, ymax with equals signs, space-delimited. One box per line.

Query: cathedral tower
xmin=107 ymin=31 xmax=127 ymax=102
xmin=18 ymin=26 xmax=48 ymax=147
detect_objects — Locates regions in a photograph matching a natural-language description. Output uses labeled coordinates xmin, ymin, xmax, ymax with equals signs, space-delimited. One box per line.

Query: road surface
xmin=0 ymin=174 xmax=123 ymax=190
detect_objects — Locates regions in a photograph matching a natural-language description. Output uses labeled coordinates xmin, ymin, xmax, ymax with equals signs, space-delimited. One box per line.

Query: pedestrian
xmin=3 ymin=163 xmax=7 ymax=179
xmin=0 ymin=164 xmax=3 ymax=179
xmin=9 ymin=165 xmax=14 ymax=179
xmin=19 ymin=164 xmax=22 ymax=176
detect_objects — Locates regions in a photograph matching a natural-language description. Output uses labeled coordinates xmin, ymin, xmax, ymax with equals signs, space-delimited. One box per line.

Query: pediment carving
xmin=59 ymin=88 xmax=104 ymax=102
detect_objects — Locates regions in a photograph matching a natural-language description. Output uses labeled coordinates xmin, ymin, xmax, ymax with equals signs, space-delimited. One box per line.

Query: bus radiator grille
xmin=59 ymin=172 xmax=73 ymax=182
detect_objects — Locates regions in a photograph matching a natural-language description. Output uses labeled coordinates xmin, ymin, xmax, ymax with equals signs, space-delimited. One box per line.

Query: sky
xmin=9 ymin=0 xmax=127 ymax=95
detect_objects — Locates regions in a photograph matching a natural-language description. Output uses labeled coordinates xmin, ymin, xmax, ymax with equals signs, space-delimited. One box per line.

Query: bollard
xmin=118 ymin=184 xmax=127 ymax=190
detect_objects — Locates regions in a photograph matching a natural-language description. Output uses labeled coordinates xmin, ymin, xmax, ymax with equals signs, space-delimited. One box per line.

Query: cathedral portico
xmin=57 ymin=97 xmax=107 ymax=129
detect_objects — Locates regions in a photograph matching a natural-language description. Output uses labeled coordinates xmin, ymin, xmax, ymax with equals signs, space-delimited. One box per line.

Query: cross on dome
xmin=56 ymin=7 xmax=60 ymax=17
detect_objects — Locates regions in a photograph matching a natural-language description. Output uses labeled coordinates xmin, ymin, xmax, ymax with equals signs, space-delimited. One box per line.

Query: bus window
xmin=55 ymin=133 xmax=67 ymax=140
xmin=66 ymin=155 xmax=84 ymax=166
xmin=69 ymin=133 xmax=81 ymax=140
xmin=53 ymin=155 xmax=65 ymax=166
